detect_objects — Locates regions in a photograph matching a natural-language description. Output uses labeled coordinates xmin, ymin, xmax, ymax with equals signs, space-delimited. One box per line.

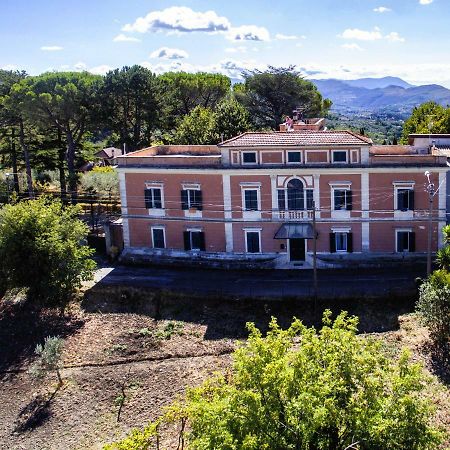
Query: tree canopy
xmin=106 ymin=312 xmax=443 ymax=450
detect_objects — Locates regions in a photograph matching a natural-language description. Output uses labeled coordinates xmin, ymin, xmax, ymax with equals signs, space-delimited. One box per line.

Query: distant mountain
xmin=311 ymin=78 xmax=450 ymax=116
xmin=343 ymin=77 xmax=414 ymax=89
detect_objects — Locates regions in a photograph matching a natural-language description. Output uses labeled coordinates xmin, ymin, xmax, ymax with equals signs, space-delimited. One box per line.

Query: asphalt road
xmin=93 ymin=264 xmax=424 ymax=299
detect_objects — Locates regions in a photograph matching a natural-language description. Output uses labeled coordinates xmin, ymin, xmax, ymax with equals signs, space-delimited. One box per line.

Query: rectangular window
xmin=333 ymin=189 xmax=352 ymax=211
xmin=244 ymin=189 xmax=258 ymax=211
xmin=183 ymin=231 xmax=206 ymax=251
xmin=144 ymin=188 xmax=162 ymax=209
xmin=305 ymin=189 xmax=314 ymax=210
xmin=335 ymin=232 xmax=347 ymax=252
xmin=287 ymin=151 xmax=301 ymax=163
xmin=330 ymin=232 xmax=353 ymax=253
xmin=242 ymin=152 xmax=257 ymax=164
xmin=245 ymin=231 xmax=261 ymax=253
xmin=152 ymin=228 xmax=165 ymax=249
xmin=397 ymin=189 xmax=414 ymax=211
xmin=181 ymin=189 xmax=203 ymax=210
xmin=277 ymin=189 xmax=286 ymax=210
xmin=396 ymin=231 xmax=415 ymax=252
xmin=332 ymin=151 xmax=347 ymax=163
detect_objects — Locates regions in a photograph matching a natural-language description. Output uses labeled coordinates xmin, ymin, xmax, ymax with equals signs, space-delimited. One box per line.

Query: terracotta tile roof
xmin=219 ymin=130 xmax=372 ymax=147
xmin=370 ymin=145 xmax=416 ymax=155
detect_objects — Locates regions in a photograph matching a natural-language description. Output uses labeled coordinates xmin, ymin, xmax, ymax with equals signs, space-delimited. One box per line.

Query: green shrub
xmin=29 ymin=336 xmax=64 ymax=385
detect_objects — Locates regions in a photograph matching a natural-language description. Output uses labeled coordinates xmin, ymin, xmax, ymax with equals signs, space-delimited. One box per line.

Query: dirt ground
xmin=0 ymin=286 xmax=448 ymax=450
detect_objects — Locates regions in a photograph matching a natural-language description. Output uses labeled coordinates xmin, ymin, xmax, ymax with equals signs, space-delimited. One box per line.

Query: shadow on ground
xmin=82 ymin=284 xmax=416 ymax=341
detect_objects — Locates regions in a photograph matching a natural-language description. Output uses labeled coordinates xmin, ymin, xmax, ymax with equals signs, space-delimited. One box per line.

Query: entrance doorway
xmin=289 ymin=238 xmax=306 ymax=261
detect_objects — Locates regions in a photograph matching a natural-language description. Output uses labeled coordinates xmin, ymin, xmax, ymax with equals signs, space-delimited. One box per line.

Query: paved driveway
xmin=93 ymin=264 xmax=424 ymax=299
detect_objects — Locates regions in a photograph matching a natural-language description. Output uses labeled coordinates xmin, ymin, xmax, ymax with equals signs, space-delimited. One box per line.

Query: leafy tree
xmin=159 ymin=72 xmax=231 ymax=127
xmin=80 ymin=166 xmax=119 ymax=197
xmin=401 ymin=101 xmax=450 ymax=143
xmin=107 ymin=312 xmax=443 ymax=450
xmin=0 ymin=196 xmax=95 ymax=308
xmin=174 ymin=106 xmax=217 ymax=145
xmin=102 ymin=66 xmax=160 ymax=152
xmin=214 ymin=98 xmax=251 ymax=142
xmin=30 ymin=336 xmax=64 ymax=386
xmin=13 ymin=72 xmax=103 ymax=202
xmin=236 ymin=66 xmax=332 ymax=129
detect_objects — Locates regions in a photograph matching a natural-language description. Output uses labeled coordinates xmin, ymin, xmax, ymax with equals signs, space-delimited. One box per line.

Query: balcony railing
xmin=277 ymin=210 xmax=313 ymax=221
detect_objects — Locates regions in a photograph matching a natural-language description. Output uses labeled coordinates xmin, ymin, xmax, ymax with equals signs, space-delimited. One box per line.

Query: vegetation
xmin=79 ymin=166 xmax=119 ymax=197
xmin=0 ymin=196 xmax=96 ymax=308
xmin=29 ymin=336 xmax=64 ymax=385
xmin=106 ymin=312 xmax=443 ymax=450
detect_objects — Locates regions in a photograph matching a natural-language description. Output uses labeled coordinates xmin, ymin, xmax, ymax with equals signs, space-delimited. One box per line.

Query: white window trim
xmin=185 ymin=229 xmax=203 ymax=251
xmin=395 ymin=228 xmax=413 ymax=253
xmin=331 ymin=227 xmax=351 ymax=233
xmin=330 ymin=185 xmax=351 ymax=211
xmin=286 ymin=150 xmax=302 ymax=164
xmin=145 ymin=183 xmax=165 ymax=217
xmin=393 ymin=183 xmax=414 ymax=211
xmin=242 ymin=151 xmax=258 ymax=165
xmin=182 ymin=183 xmax=201 ymax=191
xmin=334 ymin=232 xmax=348 ymax=253
xmin=244 ymin=228 xmax=262 ymax=254
xmin=332 ymin=150 xmax=348 ymax=164
xmin=182 ymin=185 xmax=203 ymax=218
xmin=241 ymin=187 xmax=261 ymax=211
xmin=151 ymin=226 xmax=166 ymax=249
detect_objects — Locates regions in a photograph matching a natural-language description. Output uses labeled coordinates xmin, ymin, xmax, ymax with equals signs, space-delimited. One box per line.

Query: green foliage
xmin=0 ymin=196 xmax=96 ymax=306
xmin=106 ymin=313 xmax=443 ymax=450
xmin=103 ymin=422 xmax=160 ymax=450
xmin=401 ymin=101 xmax=450 ymax=143
xmin=417 ymin=271 xmax=450 ymax=347
xmin=29 ymin=336 xmax=64 ymax=384
xmin=80 ymin=168 xmax=119 ymax=196
xmin=214 ymin=98 xmax=251 ymax=141
xmin=174 ymin=106 xmax=217 ymax=145
xmin=236 ymin=66 xmax=332 ymax=129
xmin=154 ymin=321 xmax=184 ymax=340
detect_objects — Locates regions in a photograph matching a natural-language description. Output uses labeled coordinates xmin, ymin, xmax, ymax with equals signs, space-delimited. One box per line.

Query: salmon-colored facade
xmin=117 ymin=126 xmax=448 ymax=268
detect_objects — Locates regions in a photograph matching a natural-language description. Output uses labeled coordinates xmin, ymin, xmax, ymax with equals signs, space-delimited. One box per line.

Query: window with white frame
xmin=332 ymin=150 xmax=348 ymax=163
xmin=181 ymin=184 xmax=203 ymax=210
xmin=245 ymin=229 xmax=261 ymax=253
xmin=144 ymin=186 xmax=163 ymax=209
xmin=243 ymin=189 xmax=259 ymax=211
xmin=396 ymin=230 xmax=415 ymax=252
xmin=183 ymin=229 xmax=205 ymax=251
xmin=242 ymin=151 xmax=257 ymax=164
xmin=330 ymin=229 xmax=353 ymax=253
xmin=151 ymin=227 xmax=166 ymax=249
xmin=277 ymin=185 xmax=313 ymax=211
xmin=333 ymin=188 xmax=352 ymax=211
xmin=287 ymin=151 xmax=302 ymax=164
xmin=394 ymin=183 xmax=415 ymax=211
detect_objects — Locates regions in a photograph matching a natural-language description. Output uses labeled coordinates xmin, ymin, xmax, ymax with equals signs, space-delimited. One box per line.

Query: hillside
xmin=312 ymin=78 xmax=450 ymax=117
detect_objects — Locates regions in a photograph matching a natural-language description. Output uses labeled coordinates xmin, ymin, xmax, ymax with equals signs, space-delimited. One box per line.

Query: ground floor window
xmin=396 ymin=230 xmax=415 ymax=252
xmin=183 ymin=230 xmax=206 ymax=251
xmin=245 ymin=230 xmax=261 ymax=253
xmin=151 ymin=227 xmax=165 ymax=249
xmin=330 ymin=231 xmax=353 ymax=253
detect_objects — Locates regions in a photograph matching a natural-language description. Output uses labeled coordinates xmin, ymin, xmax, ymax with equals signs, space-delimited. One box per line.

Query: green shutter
xmin=183 ymin=231 xmax=191 ymax=250
xmin=330 ymin=233 xmax=336 ymax=253
xmin=346 ymin=190 xmax=353 ymax=211
xmin=144 ymin=189 xmax=152 ymax=209
xmin=181 ymin=190 xmax=188 ymax=210
xmin=347 ymin=233 xmax=353 ymax=253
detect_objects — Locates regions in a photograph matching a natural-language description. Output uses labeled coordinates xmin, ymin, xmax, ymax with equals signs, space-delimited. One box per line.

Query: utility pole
xmin=425 ymin=171 xmax=435 ymax=276
xmin=312 ymin=200 xmax=318 ymax=305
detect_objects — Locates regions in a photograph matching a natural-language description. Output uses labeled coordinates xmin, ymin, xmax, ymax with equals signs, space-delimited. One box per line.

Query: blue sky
xmin=1 ymin=0 xmax=449 ymax=86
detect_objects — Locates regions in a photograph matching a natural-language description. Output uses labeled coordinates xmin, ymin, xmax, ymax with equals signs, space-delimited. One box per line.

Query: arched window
xmin=287 ymin=179 xmax=304 ymax=210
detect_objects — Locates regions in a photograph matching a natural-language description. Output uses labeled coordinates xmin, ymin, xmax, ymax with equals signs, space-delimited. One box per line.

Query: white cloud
xmin=341 ymin=43 xmax=364 ymax=51
xmin=40 ymin=46 xmax=63 ymax=51
xmin=74 ymin=61 xmax=87 ymax=71
xmin=339 ymin=27 xmax=383 ymax=41
xmin=227 ymin=25 xmax=270 ymax=41
xmin=339 ymin=27 xmax=404 ymax=43
xmin=150 ymin=47 xmax=189 ymax=60
xmin=373 ymin=6 xmax=391 ymax=13
xmin=225 ymin=46 xmax=248 ymax=53
xmin=113 ymin=33 xmax=141 ymax=42
xmin=275 ymin=33 xmax=305 ymax=40
xmin=122 ymin=6 xmax=230 ymax=34
xmin=1 ymin=64 xmax=19 ymax=71
xmin=385 ymin=32 xmax=405 ymax=42
xmin=88 ymin=65 xmax=113 ymax=75
xmin=419 ymin=0 xmax=433 ymax=4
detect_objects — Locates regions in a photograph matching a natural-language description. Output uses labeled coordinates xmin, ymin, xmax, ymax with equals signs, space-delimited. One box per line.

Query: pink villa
xmin=116 ymin=119 xmax=448 ymax=268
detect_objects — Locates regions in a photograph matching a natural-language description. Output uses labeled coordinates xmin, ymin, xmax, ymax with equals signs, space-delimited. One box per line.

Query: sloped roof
xmin=371 ymin=145 xmax=416 ymax=155
xmin=96 ymin=147 xmax=123 ymax=159
xmin=219 ymin=130 xmax=372 ymax=147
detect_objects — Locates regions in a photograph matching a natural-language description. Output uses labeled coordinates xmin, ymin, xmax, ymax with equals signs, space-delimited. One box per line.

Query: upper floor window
xmin=332 ymin=150 xmax=348 ymax=163
xmin=287 ymin=151 xmax=302 ymax=164
xmin=278 ymin=181 xmax=313 ymax=211
xmin=242 ymin=152 xmax=257 ymax=164
xmin=243 ymin=189 xmax=259 ymax=211
xmin=396 ymin=188 xmax=414 ymax=211
xmin=181 ymin=188 xmax=203 ymax=211
xmin=333 ymin=189 xmax=352 ymax=211
xmin=145 ymin=187 xmax=162 ymax=209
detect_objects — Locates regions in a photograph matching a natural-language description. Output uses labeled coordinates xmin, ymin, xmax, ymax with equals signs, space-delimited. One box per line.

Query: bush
xmin=29 ymin=336 xmax=64 ymax=385
xmin=106 ymin=312 xmax=443 ymax=450
xmin=417 ymin=271 xmax=450 ymax=347
xmin=0 ymin=196 xmax=96 ymax=308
